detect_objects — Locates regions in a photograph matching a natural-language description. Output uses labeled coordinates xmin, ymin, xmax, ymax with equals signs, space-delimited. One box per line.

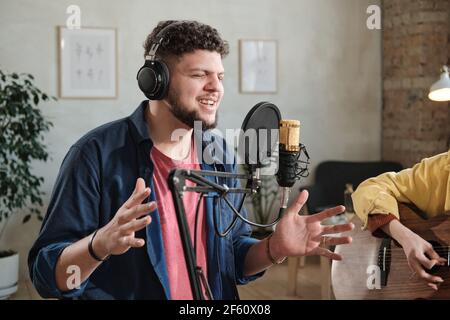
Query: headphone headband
xmin=145 ymin=21 xmax=186 ymax=61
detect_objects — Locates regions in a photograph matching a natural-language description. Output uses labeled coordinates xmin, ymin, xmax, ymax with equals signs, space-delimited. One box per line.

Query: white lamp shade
xmin=428 ymin=66 xmax=450 ymax=102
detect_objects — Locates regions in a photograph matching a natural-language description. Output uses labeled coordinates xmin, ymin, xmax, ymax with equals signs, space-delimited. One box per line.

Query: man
xmin=28 ymin=20 xmax=353 ymax=300
xmin=352 ymin=150 xmax=450 ymax=291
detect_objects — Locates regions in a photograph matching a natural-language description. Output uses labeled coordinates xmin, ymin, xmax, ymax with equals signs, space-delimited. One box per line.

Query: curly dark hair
xmin=143 ymin=20 xmax=229 ymax=60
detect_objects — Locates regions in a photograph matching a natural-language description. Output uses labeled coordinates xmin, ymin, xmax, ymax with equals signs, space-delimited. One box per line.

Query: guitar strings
xmin=333 ymin=245 xmax=450 ymax=252
xmin=332 ymin=255 xmax=450 ymax=266
xmin=332 ymin=252 xmax=450 ymax=264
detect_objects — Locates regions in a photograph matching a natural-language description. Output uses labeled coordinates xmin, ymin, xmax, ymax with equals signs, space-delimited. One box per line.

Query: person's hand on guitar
xmin=382 ymin=219 xmax=447 ymax=290
xmin=269 ymin=190 xmax=354 ymax=261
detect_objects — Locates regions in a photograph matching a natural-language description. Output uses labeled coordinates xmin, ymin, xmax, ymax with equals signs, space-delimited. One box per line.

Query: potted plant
xmin=0 ymin=70 xmax=53 ymax=299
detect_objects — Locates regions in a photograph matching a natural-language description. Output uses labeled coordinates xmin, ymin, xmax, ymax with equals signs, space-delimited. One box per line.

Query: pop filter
xmin=239 ymin=102 xmax=281 ymax=169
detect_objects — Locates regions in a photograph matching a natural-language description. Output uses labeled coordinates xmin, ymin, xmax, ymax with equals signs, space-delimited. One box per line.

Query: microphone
xmin=277 ymin=120 xmax=310 ymax=208
xmin=277 ymin=120 xmax=300 ymax=187
xmin=239 ymin=102 xmax=309 ymax=210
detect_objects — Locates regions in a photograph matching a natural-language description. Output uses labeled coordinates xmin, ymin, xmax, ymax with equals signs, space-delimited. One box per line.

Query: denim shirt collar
xmin=128 ymin=100 xmax=223 ymax=165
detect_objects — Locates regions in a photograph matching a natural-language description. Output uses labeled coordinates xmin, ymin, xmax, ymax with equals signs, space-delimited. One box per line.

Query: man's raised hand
xmin=93 ymin=178 xmax=157 ymax=259
xmin=269 ymin=190 xmax=354 ymax=261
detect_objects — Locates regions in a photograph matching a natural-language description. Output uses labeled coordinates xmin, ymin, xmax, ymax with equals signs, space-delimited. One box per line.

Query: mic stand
xmin=167 ymin=143 xmax=309 ymax=300
xmin=168 ymin=169 xmax=257 ymax=300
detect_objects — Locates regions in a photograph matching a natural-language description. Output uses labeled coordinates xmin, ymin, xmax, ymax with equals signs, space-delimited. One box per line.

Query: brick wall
xmin=382 ymin=0 xmax=450 ymax=167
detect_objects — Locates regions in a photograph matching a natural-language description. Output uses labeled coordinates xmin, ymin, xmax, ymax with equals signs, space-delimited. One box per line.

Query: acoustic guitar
xmin=332 ymin=204 xmax=450 ymax=299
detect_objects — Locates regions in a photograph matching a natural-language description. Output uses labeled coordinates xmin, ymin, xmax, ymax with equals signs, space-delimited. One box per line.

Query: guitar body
xmin=332 ymin=205 xmax=450 ymax=299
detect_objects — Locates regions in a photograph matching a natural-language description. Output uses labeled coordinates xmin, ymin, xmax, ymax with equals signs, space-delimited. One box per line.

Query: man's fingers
xmin=120 ymin=215 xmax=152 ymax=235
xmin=312 ymin=247 xmax=343 ymax=261
xmin=120 ymin=236 xmax=146 ymax=248
xmin=322 ymin=236 xmax=353 ymax=246
xmin=129 ymin=178 xmax=146 ymax=198
xmin=121 ymin=201 xmax=157 ymax=222
xmin=306 ymin=205 xmax=346 ymax=224
xmin=123 ymin=187 xmax=151 ymax=210
xmin=128 ymin=237 xmax=146 ymax=248
xmin=321 ymin=223 xmax=354 ymax=235
xmin=130 ymin=238 xmax=146 ymax=248
xmin=288 ymin=190 xmax=309 ymax=215
xmin=135 ymin=177 xmax=146 ymax=193
xmin=130 ymin=238 xmax=145 ymax=248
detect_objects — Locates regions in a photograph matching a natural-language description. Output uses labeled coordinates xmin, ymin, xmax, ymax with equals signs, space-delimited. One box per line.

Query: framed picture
xmin=58 ymin=27 xmax=117 ymax=99
xmin=239 ymin=39 xmax=277 ymax=93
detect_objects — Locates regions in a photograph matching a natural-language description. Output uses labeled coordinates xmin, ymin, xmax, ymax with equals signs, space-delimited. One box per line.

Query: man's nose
xmin=204 ymin=75 xmax=223 ymax=92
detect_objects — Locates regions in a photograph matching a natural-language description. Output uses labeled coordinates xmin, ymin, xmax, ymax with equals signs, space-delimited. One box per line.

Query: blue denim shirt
xmin=28 ymin=101 xmax=262 ymax=300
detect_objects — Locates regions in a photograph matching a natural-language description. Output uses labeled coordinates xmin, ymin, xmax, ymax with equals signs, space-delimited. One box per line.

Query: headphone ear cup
xmin=137 ymin=62 xmax=158 ymax=99
xmin=151 ymin=61 xmax=170 ymax=100
xmin=136 ymin=60 xmax=170 ymax=100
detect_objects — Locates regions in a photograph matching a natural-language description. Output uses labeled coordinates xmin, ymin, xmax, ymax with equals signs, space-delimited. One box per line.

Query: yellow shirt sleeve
xmin=351 ymin=150 xmax=450 ymax=230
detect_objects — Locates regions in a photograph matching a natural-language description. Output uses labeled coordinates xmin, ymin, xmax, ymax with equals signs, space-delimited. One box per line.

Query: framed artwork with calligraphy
xmin=239 ymin=39 xmax=277 ymax=93
xmin=58 ymin=27 xmax=117 ymax=98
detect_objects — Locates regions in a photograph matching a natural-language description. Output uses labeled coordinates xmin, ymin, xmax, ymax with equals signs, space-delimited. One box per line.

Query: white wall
xmin=0 ymin=0 xmax=381 ymax=279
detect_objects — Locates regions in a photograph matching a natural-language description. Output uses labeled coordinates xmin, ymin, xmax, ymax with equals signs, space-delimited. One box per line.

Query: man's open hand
xmin=93 ymin=178 xmax=157 ymax=259
xmin=269 ymin=190 xmax=354 ymax=261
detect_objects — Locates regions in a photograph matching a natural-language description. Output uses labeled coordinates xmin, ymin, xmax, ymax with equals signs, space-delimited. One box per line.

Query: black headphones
xmin=136 ymin=21 xmax=183 ymax=100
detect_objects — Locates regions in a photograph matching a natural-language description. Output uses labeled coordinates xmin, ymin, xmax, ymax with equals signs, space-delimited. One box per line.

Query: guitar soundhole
xmin=426 ymin=240 xmax=447 ymax=274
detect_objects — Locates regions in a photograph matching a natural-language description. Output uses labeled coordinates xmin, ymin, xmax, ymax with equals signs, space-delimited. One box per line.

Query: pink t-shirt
xmin=150 ymin=140 xmax=208 ymax=300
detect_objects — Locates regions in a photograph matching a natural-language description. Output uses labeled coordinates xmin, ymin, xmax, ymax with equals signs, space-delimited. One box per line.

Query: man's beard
xmin=167 ymin=91 xmax=218 ymax=130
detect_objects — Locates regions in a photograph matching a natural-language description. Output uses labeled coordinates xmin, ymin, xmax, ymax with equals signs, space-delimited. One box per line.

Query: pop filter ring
xmin=240 ymin=102 xmax=281 ymax=169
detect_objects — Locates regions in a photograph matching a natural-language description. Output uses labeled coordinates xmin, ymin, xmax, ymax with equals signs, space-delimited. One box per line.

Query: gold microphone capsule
xmin=279 ymin=120 xmax=300 ymax=152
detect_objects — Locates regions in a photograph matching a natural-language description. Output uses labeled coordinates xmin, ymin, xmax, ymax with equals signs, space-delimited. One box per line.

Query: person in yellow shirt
xmin=352 ymin=149 xmax=450 ymax=290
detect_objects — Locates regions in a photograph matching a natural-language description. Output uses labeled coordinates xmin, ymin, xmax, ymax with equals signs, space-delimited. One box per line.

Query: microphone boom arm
xmin=168 ymin=168 xmax=256 ymax=300
xmin=167 ymin=143 xmax=309 ymax=300
xmin=168 ymin=168 xmax=281 ymax=300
